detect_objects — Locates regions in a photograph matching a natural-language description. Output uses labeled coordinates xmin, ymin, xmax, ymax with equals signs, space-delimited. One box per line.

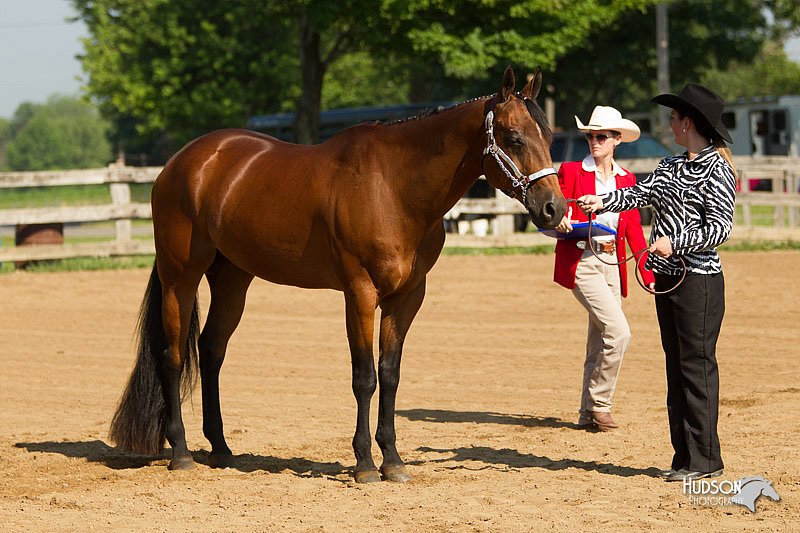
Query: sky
xmin=0 ymin=0 xmax=87 ymax=119
xmin=2 ymin=1 xmax=800 ymax=120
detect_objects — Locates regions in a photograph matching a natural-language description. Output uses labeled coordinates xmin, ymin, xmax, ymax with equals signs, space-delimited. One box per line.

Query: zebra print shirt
xmin=600 ymin=145 xmax=736 ymax=275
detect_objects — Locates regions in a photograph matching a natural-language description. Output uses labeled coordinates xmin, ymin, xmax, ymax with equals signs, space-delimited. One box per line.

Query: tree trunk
xmin=295 ymin=16 xmax=325 ymax=145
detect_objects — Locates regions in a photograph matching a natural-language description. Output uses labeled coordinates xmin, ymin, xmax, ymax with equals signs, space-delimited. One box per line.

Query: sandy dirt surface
xmin=1 ymin=251 xmax=798 ymax=531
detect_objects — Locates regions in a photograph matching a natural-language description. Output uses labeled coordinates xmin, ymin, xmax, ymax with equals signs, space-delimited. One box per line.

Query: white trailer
xmin=722 ymin=95 xmax=800 ymax=157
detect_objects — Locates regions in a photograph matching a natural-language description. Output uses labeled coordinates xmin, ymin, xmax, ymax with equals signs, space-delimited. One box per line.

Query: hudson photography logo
xmin=682 ymin=475 xmax=781 ymax=512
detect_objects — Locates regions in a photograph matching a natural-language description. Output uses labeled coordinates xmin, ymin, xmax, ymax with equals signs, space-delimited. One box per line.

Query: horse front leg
xmin=376 ymin=279 xmax=426 ymax=482
xmin=344 ymin=288 xmax=380 ymax=483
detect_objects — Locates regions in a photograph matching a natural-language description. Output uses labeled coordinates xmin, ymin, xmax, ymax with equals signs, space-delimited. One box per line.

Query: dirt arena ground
xmin=1 ymin=251 xmax=797 ymax=531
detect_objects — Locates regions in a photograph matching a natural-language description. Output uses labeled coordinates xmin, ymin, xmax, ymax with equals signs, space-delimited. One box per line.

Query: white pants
xmin=571 ymin=253 xmax=631 ymax=414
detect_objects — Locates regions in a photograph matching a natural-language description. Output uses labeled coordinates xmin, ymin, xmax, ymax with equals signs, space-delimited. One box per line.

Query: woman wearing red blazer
xmin=553 ymin=106 xmax=655 ymax=432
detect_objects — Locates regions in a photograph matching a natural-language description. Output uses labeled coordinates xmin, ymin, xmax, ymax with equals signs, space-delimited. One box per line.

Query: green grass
xmin=1 ymin=237 xmax=797 ymax=274
xmin=0 ymin=230 xmax=155 ymax=273
xmin=442 ymin=245 xmax=554 ymax=256
xmin=0 ymin=184 xmax=152 ymax=209
xmin=2 ymin=255 xmax=154 ymax=273
xmin=721 ymin=240 xmax=800 ymax=251
xmin=735 ymin=204 xmax=798 ymax=227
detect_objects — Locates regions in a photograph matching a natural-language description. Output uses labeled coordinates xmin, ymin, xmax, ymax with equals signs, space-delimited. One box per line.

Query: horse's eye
xmin=505 ymin=131 xmax=525 ymax=146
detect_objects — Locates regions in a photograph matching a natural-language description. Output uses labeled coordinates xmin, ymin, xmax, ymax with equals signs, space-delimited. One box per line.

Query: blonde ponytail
xmin=713 ymin=138 xmax=737 ymax=180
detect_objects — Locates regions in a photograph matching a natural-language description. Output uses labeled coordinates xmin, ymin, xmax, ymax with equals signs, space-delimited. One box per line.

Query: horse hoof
xmin=381 ymin=465 xmax=412 ymax=483
xmin=168 ymin=455 xmax=196 ymax=471
xmin=353 ymin=469 xmax=382 ymax=484
xmin=209 ymin=453 xmax=235 ymax=469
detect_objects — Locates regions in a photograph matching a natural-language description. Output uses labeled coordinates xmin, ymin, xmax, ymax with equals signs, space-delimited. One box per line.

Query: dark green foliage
xmin=66 ymin=0 xmax=800 ymax=155
xmin=546 ymin=0 xmax=799 ymax=131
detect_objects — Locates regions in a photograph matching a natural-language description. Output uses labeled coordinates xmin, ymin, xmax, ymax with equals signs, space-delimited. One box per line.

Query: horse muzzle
xmin=526 ymin=185 xmax=567 ymax=229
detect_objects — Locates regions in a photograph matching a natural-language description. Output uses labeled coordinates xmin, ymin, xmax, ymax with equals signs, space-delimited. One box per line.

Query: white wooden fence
xmin=1 ymin=157 xmax=799 ymax=262
xmin=0 ymin=164 xmax=160 ymax=262
xmin=453 ymin=157 xmax=800 ymax=235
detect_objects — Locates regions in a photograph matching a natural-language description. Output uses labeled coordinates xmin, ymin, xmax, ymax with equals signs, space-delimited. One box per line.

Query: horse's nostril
xmin=544 ymin=202 xmax=557 ymax=221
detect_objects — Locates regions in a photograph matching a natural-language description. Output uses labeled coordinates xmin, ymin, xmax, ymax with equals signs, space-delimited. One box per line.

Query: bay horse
xmin=109 ymin=66 xmax=566 ymax=483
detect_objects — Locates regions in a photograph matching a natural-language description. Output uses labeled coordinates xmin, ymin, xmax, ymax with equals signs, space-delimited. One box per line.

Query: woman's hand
xmin=555 ymin=215 xmax=573 ymax=234
xmin=649 ymin=236 xmax=673 ymax=258
xmin=576 ymin=195 xmax=603 ymax=214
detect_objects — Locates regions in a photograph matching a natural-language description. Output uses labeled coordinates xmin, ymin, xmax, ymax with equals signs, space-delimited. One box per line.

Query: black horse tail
xmin=109 ymin=262 xmax=200 ymax=455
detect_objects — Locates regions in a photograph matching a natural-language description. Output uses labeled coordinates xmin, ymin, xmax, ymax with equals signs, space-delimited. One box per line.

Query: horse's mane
xmin=523 ymin=96 xmax=552 ymax=141
xmin=381 ymin=95 xmax=494 ymax=126
xmin=380 ymin=93 xmax=552 ymax=142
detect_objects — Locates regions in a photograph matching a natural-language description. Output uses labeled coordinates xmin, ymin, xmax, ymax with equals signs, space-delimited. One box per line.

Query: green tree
xmin=73 ymin=0 xmax=655 ymax=150
xmin=545 ymin=0 xmax=800 ymax=131
xmin=5 ymin=96 xmax=112 ymax=171
xmin=72 ymin=0 xmax=298 ymax=152
xmin=768 ymin=0 xmax=800 ymax=40
xmin=700 ymin=43 xmax=800 ymax=101
xmin=0 ymin=118 xmax=9 ymax=170
xmin=387 ymin=0 xmax=653 ymax=80
xmin=322 ymin=51 xmax=410 ymax=109
xmin=273 ymin=1 xmax=390 ymax=143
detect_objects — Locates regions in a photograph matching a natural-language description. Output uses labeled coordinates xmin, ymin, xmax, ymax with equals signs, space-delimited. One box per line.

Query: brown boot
xmin=591 ymin=411 xmax=619 ymax=431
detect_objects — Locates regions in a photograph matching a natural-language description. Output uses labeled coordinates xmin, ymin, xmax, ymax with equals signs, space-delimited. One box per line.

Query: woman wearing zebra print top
xmin=577 ymin=83 xmax=736 ymax=484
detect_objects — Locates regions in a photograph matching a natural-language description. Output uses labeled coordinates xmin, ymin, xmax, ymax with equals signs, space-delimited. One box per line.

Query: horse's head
xmin=731 ymin=476 xmax=781 ymax=513
xmin=482 ymin=66 xmax=566 ymax=229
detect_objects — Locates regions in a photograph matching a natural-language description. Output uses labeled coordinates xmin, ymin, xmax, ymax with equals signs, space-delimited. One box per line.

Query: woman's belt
xmin=576 ymin=239 xmax=616 ymax=254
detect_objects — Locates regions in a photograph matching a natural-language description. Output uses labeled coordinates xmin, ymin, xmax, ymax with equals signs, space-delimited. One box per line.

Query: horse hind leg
xmin=198 ymin=255 xmax=253 ymax=468
xmin=376 ymin=279 xmax=426 ymax=482
xmin=156 ymin=241 xmax=217 ymax=470
xmin=156 ymin=270 xmax=205 ymax=469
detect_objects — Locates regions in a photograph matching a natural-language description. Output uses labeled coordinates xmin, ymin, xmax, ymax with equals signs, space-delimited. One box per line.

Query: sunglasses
xmin=585 ymin=133 xmax=612 ymax=142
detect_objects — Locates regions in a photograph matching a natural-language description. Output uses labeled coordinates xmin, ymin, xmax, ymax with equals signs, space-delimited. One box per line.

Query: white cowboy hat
xmin=575 ymin=106 xmax=640 ymax=143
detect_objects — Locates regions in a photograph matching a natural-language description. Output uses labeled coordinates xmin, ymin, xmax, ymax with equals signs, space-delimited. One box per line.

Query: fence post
xmin=741 ymin=198 xmax=752 ymax=227
xmin=773 ymin=171 xmax=785 ymax=227
xmin=492 ymin=190 xmax=518 ymax=235
xmin=108 ymin=160 xmax=132 ymax=244
xmin=789 ymin=170 xmax=798 ymax=228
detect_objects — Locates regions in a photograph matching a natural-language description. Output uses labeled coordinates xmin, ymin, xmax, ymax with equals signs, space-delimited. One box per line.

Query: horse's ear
xmin=522 ymin=67 xmax=543 ymax=100
xmin=499 ymin=65 xmax=515 ymax=102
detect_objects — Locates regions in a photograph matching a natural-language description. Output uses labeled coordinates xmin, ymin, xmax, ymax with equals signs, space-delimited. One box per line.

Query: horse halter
xmin=482 ymin=109 xmax=557 ymax=203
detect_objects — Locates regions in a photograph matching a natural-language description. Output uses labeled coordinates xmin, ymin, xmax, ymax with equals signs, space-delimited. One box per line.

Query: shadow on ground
xmin=14 ymin=440 xmax=348 ymax=481
xmin=412 ymin=445 xmax=661 ymax=478
xmin=397 ymin=408 xmax=577 ymax=429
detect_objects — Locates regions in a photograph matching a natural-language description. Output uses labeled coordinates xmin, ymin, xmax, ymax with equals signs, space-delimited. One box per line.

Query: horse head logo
xmin=730 ymin=476 xmax=781 ymax=513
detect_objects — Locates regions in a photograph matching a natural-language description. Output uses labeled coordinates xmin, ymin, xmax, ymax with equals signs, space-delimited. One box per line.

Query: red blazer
xmin=553 ymin=160 xmax=655 ymax=298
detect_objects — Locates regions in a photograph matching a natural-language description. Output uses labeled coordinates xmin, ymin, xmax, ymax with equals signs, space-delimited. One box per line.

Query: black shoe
xmin=658 ymin=468 xmax=676 ymax=478
xmin=665 ymin=468 xmax=724 ymax=482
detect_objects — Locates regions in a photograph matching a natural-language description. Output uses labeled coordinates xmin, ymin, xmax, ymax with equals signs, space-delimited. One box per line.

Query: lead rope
xmin=563 ymin=198 xmax=686 ymax=295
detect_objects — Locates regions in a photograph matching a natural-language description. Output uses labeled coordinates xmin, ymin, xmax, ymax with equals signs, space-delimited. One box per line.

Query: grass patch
xmin=0 ymin=183 xmax=152 ymax=209
xmin=442 ymin=245 xmax=554 ymax=256
xmin=3 ymin=255 xmax=155 ymax=273
xmin=1 ymin=240 xmax=796 ymax=274
xmin=734 ymin=205 xmax=799 ymax=227
xmin=723 ymin=240 xmax=800 ymax=252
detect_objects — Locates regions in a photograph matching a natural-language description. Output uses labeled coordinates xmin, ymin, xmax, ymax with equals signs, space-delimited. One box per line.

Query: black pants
xmin=654 ymin=272 xmax=725 ymax=473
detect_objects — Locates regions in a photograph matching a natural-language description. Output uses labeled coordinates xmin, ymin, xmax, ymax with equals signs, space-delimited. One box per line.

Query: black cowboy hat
xmin=651 ymin=83 xmax=732 ymax=144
